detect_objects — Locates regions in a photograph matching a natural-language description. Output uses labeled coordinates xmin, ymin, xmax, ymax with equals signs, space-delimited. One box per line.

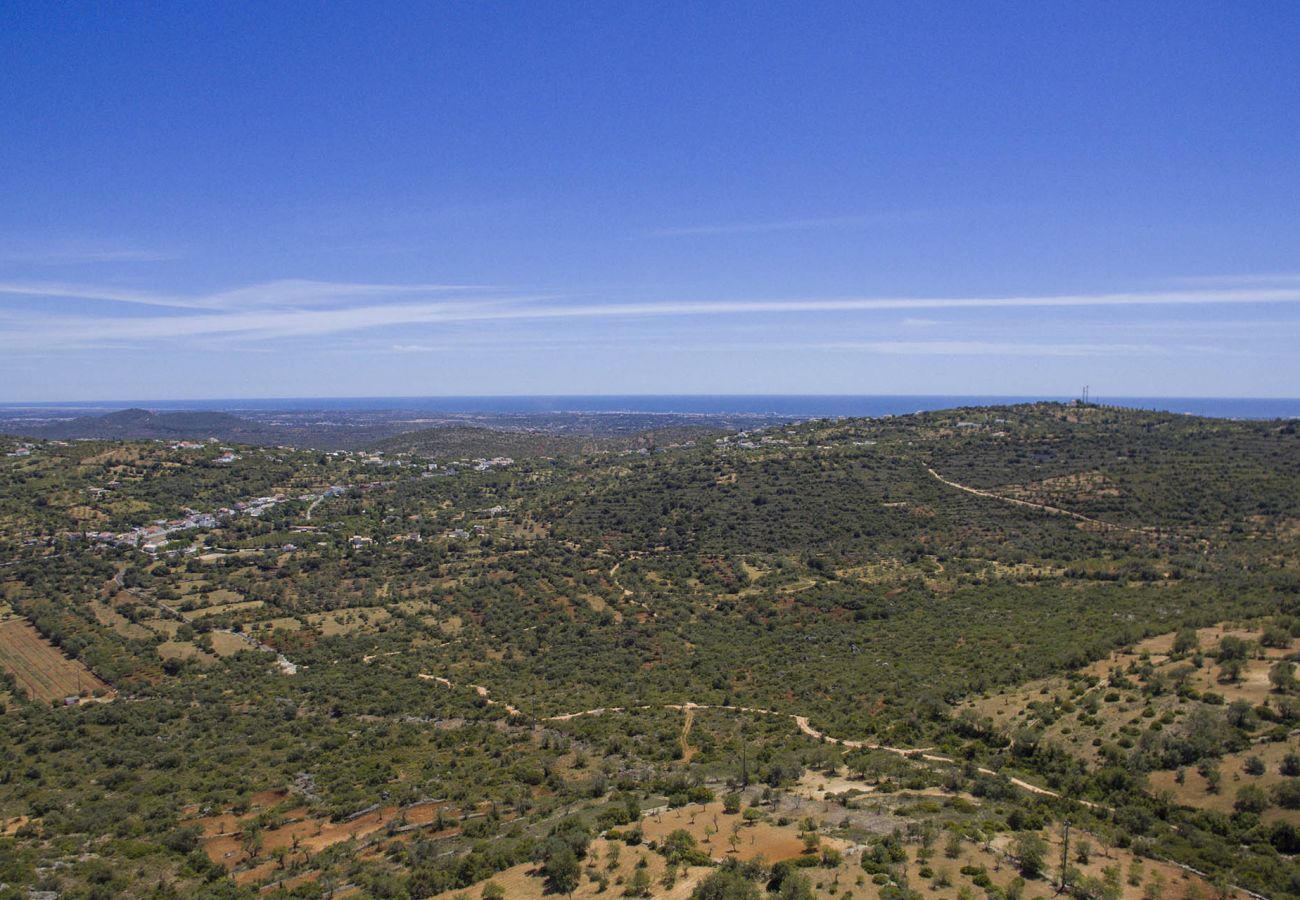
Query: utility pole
xmin=1059 ymin=819 xmax=1071 ymax=895
xmin=740 ymin=726 xmax=749 ymax=787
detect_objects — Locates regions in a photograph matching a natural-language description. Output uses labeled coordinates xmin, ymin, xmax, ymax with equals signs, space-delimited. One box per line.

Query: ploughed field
xmin=0 ymin=615 xmax=111 ymax=703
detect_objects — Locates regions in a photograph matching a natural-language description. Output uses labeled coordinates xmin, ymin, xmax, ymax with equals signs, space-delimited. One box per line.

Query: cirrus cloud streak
xmin=1 ymin=280 xmax=1299 ymax=349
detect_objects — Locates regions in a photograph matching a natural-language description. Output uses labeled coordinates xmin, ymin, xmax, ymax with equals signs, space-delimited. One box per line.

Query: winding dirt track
xmin=425 ymin=496 xmax=1145 ymax=809
xmin=303 ymin=495 xmax=324 ymax=521
xmin=414 ymin=675 xmax=1282 ymax=895
xmin=924 ymin=465 xmax=1151 ymax=538
xmin=609 ymin=562 xmax=657 ymax=618
xmin=418 ymin=677 xmax=1090 ymax=807
xmin=679 ymin=704 xmax=696 ymax=762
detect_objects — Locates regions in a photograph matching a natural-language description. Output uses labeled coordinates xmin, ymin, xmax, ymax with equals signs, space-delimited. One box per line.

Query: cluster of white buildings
xmin=714 ymin=429 xmax=791 ymax=451
xmin=85 ymin=489 xmax=315 ymax=552
xmin=86 ymin=508 xmax=222 ymax=552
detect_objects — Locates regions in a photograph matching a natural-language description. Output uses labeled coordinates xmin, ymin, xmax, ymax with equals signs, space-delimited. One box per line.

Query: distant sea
xmin=1 ymin=395 xmax=1298 ymax=420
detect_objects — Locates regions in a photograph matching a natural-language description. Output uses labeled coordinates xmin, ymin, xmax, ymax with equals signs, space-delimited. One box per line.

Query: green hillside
xmin=0 ymin=404 xmax=1297 ymax=898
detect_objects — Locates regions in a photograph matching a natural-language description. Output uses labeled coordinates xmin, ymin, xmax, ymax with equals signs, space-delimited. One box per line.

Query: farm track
xmin=679 ymin=704 xmax=695 ymax=762
xmin=609 ymin=561 xmax=657 ymax=619
xmin=924 ymin=465 xmax=1152 ymax=537
xmin=403 ymin=677 xmax=1284 ymax=900
xmin=303 ymin=494 xmax=324 ymax=521
xmin=415 ymin=677 xmax=1087 ymax=807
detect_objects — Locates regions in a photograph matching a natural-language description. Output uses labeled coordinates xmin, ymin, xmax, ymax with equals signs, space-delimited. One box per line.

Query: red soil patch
xmin=639 ymin=801 xmax=840 ymax=864
xmin=193 ymin=796 xmax=453 ymax=878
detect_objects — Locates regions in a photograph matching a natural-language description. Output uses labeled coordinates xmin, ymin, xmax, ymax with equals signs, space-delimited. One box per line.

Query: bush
xmin=1013 ymin=833 xmax=1047 ymax=878
xmin=1272 ymin=779 xmax=1300 ymax=810
xmin=691 ymin=867 xmax=760 ymax=899
xmin=661 ymin=829 xmax=710 ymax=866
xmin=1234 ymin=785 xmax=1270 ymax=815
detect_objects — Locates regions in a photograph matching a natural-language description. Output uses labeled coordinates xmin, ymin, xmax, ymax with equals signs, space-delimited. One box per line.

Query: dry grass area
xmin=431 ymin=799 xmax=1229 ymax=900
xmin=158 ymin=641 xmax=216 ymax=666
xmin=960 ymin=667 xmax=1148 ymax=765
xmin=182 ymin=599 xmax=265 ymax=621
xmin=90 ymin=600 xmax=152 ymax=639
xmin=81 ymin=446 xmax=147 ymax=466
xmin=395 ymin=599 xmax=440 ymax=615
xmin=0 ymin=617 xmax=112 ymax=702
xmin=1126 ymin=624 xmax=1296 ymax=662
xmin=244 ymin=615 xmax=303 ymax=635
xmin=209 ymin=631 xmax=255 ymax=657
xmin=581 ymin=592 xmax=608 ymax=613
xmin=1 ymin=815 xmax=30 ymax=836
xmin=1148 ymin=735 xmax=1300 ymax=825
xmin=961 ymin=621 xmax=1297 ymax=764
xmin=143 ymin=617 xmax=183 ymax=636
xmin=1030 ymin=822 xmax=1226 ymax=900
xmin=1000 ymin=470 xmax=1122 ymax=506
xmin=641 ymin=799 xmax=844 ymax=864
xmin=429 ymin=838 xmax=709 ymax=900
xmin=65 ymin=504 xmax=107 ymax=522
xmin=196 ymin=549 xmax=262 ymax=563
xmin=867 ymin=824 xmax=1230 ymax=900
xmin=303 ymin=606 xmax=392 ymax=635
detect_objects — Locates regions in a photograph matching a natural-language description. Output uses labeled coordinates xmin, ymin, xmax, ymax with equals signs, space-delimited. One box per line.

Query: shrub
xmin=1234 ymin=784 xmax=1270 ymax=815
xmin=1272 ymin=779 xmax=1300 ymax=810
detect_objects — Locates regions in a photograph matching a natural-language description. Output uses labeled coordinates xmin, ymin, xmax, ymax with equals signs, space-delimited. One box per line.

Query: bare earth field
xmin=0 ymin=617 xmax=112 ymax=702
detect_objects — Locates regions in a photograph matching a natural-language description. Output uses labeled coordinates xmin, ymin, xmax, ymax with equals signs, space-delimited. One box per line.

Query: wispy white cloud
xmin=0 ymin=278 xmax=495 ymax=311
xmin=3 ymin=279 xmax=1300 ymax=350
xmin=0 ymin=282 xmax=189 ymax=308
xmin=198 ymin=280 xmax=496 ymax=310
xmin=1165 ymin=273 xmax=1300 ymax=286
xmin=819 ymin=340 xmax=1168 ymax=357
xmin=664 ymin=339 xmax=1252 ymax=358
xmin=1089 ymin=317 xmax=1300 ymax=336
xmin=644 ymin=212 xmax=928 ymax=238
xmin=0 ymin=243 xmax=176 ymax=265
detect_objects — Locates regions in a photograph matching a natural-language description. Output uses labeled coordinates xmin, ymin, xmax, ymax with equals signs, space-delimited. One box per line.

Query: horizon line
xmin=3 ymin=392 xmax=1300 ymax=406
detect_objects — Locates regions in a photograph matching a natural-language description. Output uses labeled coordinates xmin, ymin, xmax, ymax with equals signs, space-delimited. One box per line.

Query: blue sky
xmin=2 ymin=1 xmax=1298 ymax=401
